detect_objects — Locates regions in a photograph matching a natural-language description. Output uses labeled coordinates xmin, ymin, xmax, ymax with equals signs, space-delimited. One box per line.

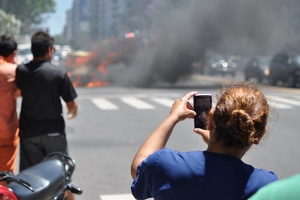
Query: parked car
xmin=244 ymin=56 xmax=270 ymax=82
xmin=268 ymin=52 xmax=300 ymax=87
xmin=206 ymin=55 xmax=237 ymax=76
xmin=16 ymin=43 xmax=32 ymax=64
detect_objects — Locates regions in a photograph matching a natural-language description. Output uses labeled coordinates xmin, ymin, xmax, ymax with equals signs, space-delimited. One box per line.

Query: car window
xmin=18 ymin=48 xmax=31 ymax=55
xmin=292 ymin=56 xmax=300 ymax=68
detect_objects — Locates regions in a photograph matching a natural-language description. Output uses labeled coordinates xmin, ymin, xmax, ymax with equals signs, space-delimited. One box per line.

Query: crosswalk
xmin=90 ymin=96 xmax=174 ymax=110
xmin=16 ymin=94 xmax=300 ymax=112
xmin=267 ymin=95 xmax=300 ymax=109
xmin=86 ymin=95 xmax=300 ymax=111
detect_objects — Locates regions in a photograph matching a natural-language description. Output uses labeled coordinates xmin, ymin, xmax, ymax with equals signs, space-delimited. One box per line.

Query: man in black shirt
xmin=15 ymin=31 xmax=78 ymax=174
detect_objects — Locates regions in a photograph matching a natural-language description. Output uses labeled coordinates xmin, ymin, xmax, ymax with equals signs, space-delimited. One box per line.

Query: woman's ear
xmin=251 ymin=129 xmax=266 ymax=145
xmin=207 ymin=109 xmax=215 ymax=130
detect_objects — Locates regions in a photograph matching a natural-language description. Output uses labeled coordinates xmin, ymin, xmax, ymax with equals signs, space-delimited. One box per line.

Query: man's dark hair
xmin=0 ymin=34 xmax=17 ymax=57
xmin=31 ymin=31 xmax=55 ymax=58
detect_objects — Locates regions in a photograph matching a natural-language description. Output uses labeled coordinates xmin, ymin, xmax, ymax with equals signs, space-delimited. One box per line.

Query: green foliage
xmin=0 ymin=8 xmax=21 ymax=36
xmin=0 ymin=0 xmax=56 ymax=34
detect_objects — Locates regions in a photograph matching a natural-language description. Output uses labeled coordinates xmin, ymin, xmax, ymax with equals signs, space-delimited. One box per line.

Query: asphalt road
xmin=53 ymin=75 xmax=300 ymax=200
xmin=15 ymin=74 xmax=300 ymax=200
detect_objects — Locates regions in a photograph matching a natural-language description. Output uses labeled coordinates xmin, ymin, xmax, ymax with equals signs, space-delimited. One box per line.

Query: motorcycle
xmin=0 ymin=152 xmax=82 ymax=200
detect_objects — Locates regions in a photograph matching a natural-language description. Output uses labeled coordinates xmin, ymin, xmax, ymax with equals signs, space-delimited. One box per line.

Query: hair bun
xmin=229 ymin=110 xmax=255 ymax=132
xmin=226 ymin=110 xmax=255 ymax=146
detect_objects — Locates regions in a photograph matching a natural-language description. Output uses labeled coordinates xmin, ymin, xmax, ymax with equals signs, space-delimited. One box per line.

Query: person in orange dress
xmin=0 ymin=35 xmax=20 ymax=176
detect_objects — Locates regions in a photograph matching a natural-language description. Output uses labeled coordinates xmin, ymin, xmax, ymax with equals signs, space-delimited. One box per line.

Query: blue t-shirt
xmin=131 ymin=148 xmax=278 ymax=200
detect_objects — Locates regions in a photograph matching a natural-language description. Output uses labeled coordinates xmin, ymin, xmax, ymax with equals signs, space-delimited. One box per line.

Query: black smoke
xmin=106 ymin=0 xmax=297 ymax=87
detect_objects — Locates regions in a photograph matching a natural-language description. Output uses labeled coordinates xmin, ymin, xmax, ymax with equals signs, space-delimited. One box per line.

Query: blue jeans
xmin=19 ymin=133 xmax=68 ymax=171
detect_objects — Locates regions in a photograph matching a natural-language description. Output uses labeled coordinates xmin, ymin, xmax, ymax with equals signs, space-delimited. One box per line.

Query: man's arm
xmin=130 ymin=91 xmax=197 ymax=179
xmin=12 ymin=82 xmax=21 ymax=99
xmin=0 ymin=59 xmax=17 ymax=82
xmin=66 ymin=100 xmax=78 ymax=119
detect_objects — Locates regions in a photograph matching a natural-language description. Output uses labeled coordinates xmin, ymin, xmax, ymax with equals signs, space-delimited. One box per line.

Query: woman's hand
xmin=169 ymin=91 xmax=197 ymax=123
xmin=194 ymin=128 xmax=210 ymax=144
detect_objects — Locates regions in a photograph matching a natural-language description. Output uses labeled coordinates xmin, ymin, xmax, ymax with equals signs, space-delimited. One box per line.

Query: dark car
xmin=268 ymin=53 xmax=300 ymax=87
xmin=206 ymin=55 xmax=237 ymax=76
xmin=244 ymin=56 xmax=270 ymax=83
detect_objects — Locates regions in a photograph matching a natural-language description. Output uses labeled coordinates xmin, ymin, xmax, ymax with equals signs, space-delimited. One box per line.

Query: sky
xmin=45 ymin=0 xmax=73 ymax=35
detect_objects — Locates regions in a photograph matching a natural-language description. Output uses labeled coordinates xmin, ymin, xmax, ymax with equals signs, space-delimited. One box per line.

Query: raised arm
xmin=130 ymin=91 xmax=197 ymax=179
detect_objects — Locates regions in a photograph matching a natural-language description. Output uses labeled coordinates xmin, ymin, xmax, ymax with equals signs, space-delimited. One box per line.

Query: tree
xmin=0 ymin=0 xmax=56 ymax=34
xmin=0 ymin=8 xmax=21 ymax=36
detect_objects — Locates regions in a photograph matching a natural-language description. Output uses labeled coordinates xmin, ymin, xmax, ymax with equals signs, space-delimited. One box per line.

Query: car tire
xmin=257 ymin=77 xmax=262 ymax=83
xmin=269 ymin=76 xmax=277 ymax=86
xmin=287 ymin=75 xmax=296 ymax=88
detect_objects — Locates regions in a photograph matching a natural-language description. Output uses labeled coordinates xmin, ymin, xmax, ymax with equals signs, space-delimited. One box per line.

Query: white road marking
xmin=269 ymin=102 xmax=292 ymax=109
xmin=18 ymin=95 xmax=300 ymax=112
xmin=87 ymin=95 xmax=298 ymax=110
xmin=91 ymin=98 xmax=118 ymax=110
xmin=121 ymin=97 xmax=155 ymax=109
xmin=99 ymin=193 xmax=153 ymax=200
xmin=268 ymin=96 xmax=300 ymax=106
xmin=99 ymin=193 xmax=136 ymax=200
xmin=151 ymin=97 xmax=174 ymax=107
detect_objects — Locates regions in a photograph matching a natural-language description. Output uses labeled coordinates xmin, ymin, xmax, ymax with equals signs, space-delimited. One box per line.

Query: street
xmin=3 ymin=0 xmax=300 ymax=199
xmin=46 ymin=76 xmax=300 ymax=200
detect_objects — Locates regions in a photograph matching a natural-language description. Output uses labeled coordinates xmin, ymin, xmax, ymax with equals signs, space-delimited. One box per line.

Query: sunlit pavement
xmin=179 ymin=74 xmax=300 ymax=95
xmin=152 ymin=74 xmax=230 ymax=88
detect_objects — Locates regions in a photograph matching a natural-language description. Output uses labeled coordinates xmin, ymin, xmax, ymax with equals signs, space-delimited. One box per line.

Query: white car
xmin=16 ymin=43 xmax=33 ymax=64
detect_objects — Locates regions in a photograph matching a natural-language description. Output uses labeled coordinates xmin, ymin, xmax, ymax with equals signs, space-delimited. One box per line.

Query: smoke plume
xmin=106 ymin=0 xmax=295 ymax=87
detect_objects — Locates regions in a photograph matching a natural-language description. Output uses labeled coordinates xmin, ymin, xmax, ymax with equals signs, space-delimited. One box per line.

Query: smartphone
xmin=193 ymin=94 xmax=212 ymax=129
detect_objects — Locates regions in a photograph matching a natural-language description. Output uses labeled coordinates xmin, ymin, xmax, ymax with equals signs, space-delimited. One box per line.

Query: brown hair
xmin=213 ymin=81 xmax=269 ymax=148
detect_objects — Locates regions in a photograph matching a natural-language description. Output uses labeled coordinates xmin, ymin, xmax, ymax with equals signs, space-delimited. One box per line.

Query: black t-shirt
xmin=16 ymin=60 xmax=77 ymax=138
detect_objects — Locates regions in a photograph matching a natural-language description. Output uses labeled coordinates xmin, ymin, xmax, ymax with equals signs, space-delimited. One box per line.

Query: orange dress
xmin=0 ymin=63 xmax=19 ymax=173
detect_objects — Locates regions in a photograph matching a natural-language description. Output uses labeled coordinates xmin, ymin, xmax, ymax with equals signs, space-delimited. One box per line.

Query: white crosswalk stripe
xmin=268 ymin=101 xmax=292 ymax=109
xmin=268 ymin=96 xmax=300 ymax=106
xmin=151 ymin=97 xmax=174 ymax=107
xmin=267 ymin=96 xmax=295 ymax=109
xmin=99 ymin=193 xmax=135 ymax=200
xmin=120 ymin=97 xmax=155 ymax=109
xmin=99 ymin=193 xmax=153 ymax=200
xmin=87 ymin=95 xmax=300 ymax=111
xmin=91 ymin=97 xmax=118 ymax=110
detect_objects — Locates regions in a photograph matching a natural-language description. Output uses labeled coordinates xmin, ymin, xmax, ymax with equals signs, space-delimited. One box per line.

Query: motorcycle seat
xmin=7 ymin=158 xmax=66 ymax=200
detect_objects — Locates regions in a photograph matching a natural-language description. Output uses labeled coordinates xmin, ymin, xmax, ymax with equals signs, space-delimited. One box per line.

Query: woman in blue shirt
xmin=131 ymin=82 xmax=278 ymax=200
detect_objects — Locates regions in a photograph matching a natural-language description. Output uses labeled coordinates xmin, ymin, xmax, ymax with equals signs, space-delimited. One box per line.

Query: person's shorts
xmin=19 ymin=133 xmax=68 ymax=171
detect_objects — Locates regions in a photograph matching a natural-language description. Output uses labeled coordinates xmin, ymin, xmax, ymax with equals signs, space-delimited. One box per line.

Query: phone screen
xmin=193 ymin=94 xmax=212 ymax=129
